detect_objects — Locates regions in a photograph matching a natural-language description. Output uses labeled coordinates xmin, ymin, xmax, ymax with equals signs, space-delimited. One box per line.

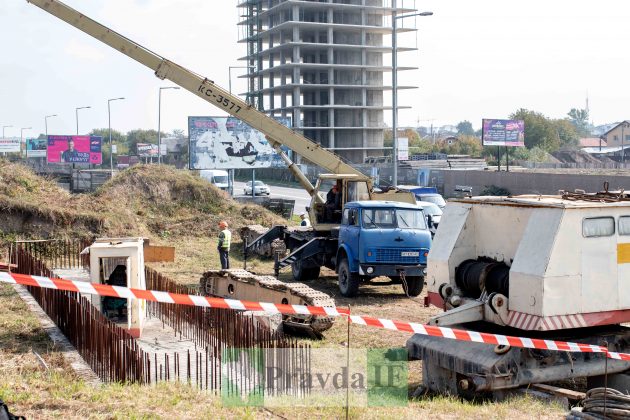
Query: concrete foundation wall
xmin=439 ymin=170 xmax=630 ymax=197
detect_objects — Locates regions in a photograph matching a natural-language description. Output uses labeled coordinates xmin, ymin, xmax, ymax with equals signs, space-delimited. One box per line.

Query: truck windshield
xmin=362 ymin=208 xmax=426 ymax=229
xmin=214 ymin=176 xmax=228 ymax=184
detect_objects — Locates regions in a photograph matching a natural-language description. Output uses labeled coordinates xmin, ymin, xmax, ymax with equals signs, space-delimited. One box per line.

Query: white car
xmin=244 ymin=180 xmax=271 ymax=196
xmin=416 ymin=200 xmax=442 ymax=236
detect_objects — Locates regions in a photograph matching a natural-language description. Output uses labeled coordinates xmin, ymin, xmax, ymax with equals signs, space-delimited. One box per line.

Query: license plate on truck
xmin=401 ymin=251 xmax=419 ymax=257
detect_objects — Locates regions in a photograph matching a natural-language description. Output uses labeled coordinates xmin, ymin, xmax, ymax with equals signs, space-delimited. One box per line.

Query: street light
xmin=158 ymin=86 xmax=179 ymax=164
xmin=392 ymin=5 xmax=433 ymax=186
xmin=44 ymin=115 xmax=57 ymax=137
xmin=2 ymin=125 xmax=13 ymax=138
xmin=229 ymin=66 xmax=255 ymax=196
xmin=21 ymin=127 xmax=32 ymax=157
xmin=108 ymin=97 xmax=125 ymax=175
xmin=75 ymin=106 xmax=91 ymax=135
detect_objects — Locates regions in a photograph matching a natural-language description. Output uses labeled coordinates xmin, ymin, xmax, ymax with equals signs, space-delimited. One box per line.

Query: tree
xmin=384 ymin=128 xmax=420 ymax=148
xmin=552 ymin=119 xmax=579 ymax=149
xmin=89 ymin=128 xmax=126 ymax=145
xmin=435 ymin=135 xmax=482 ymax=156
xmin=567 ymin=108 xmax=590 ymax=136
xmin=510 ymin=109 xmax=560 ymax=152
xmin=456 ymin=120 xmax=475 ymax=136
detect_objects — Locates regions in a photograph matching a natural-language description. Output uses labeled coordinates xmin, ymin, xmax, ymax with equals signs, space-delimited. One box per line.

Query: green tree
xmin=567 ymin=108 xmax=590 ymax=136
xmin=510 ymin=109 xmax=560 ymax=152
xmin=435 ymin=135 xmax=482 ymax=156
xmin=553 ymin=119 xmax=579 ymax=149
xmin=456 ymin=120 xmax=475 ymax=136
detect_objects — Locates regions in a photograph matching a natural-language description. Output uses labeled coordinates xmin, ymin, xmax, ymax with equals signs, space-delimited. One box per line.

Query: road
xmin=233 ymin=181 xmax=310 ymax=214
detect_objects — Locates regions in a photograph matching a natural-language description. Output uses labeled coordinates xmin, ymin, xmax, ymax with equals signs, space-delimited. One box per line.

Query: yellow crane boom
xmin=27 ymin=0 xmax=366 ymax=186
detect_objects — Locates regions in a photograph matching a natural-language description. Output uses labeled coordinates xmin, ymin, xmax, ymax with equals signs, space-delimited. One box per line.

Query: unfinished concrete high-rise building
xmin=237 ymin=0 xmax=418 ymax=163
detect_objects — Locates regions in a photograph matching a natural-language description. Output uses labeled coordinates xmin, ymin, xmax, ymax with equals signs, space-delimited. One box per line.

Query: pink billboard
xmin=47 ymin=135 xmax=102 ymax=164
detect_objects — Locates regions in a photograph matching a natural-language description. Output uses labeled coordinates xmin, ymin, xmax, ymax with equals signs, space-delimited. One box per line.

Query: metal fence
xmin=11 ymin=246 xmax=149 ymax=383
xmin=9 ymin=242 xmax=310 ymax=396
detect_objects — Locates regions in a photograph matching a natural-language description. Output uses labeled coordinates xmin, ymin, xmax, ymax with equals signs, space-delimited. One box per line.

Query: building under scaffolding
xmin=237 ymin=0 xmax=418 ymax=163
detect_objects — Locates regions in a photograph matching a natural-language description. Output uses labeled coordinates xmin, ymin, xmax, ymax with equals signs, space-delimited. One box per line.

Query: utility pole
xmin=158 ymin=86 xmax=179 ymax=164
xmin=391 ymin=5 xmax=433 ymax=186
xmin=108 ymin=97 xmax=125 ymax=175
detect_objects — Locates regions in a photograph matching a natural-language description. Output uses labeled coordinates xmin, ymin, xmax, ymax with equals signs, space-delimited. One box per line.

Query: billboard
xmin=188 ymin=116 xmax=291 ymax=170
xmin=26 ymin=138 xmax=47 ymax=157
xmin=0 ymin=138 xmax=20 ymax=153
xmin=47 ymin=135 xmax=103 ymax=164
xmin=136 ymin=143 xmax=165 ymax=157
xmin=482 ymin=119 xmax=525 ymax=147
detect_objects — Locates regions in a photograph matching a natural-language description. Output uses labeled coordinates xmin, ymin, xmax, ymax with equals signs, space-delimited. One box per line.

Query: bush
xmin=480 ymin=185 xmax=511 ymax=196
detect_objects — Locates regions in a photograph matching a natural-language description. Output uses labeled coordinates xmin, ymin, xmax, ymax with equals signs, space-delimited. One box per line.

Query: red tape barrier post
xmin=2 ymin=271 xmax=628 ymax=361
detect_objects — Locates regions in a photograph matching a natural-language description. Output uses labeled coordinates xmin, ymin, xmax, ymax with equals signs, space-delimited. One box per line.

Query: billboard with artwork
xmin=0 ymin=138 xmax=20 ymax=153
xmin=26 ymin=138 xmax=47 ymax=157
xmin=482 ymin=119 xmax=525 ymax=147
xmin=188 ymin=116 xmax=291 ymax=170
xmin=47 ymin=135 xmax=103 ymax=164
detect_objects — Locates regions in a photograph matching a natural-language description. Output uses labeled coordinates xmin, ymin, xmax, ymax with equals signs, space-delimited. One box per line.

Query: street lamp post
xmin=158 ymin=86 xmax=179 ymax=164
xmin=44 ymin=115 xmax=57 ymax=138
xmin=391 ymin=5 xmax=433 ymax=186
xmin=108 ymin=97 xmax=125 ymax=175
xmin=75 ymin=106 xmax=91 ymax=135
xmin=2 ymin=125 xmax=12 ymax=138
xmin=21 ymin=127 xmax=32 ymax=157
xmin=228 ymin=66 xmax=255 ymax=196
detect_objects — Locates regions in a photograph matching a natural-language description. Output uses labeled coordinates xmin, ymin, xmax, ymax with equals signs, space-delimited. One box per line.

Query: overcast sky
xmin=2 ymin=0 xmax=629 ymax=138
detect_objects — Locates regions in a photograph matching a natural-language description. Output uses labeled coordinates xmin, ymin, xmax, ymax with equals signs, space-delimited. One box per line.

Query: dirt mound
xmin=0 ymin=161 xmax=284 ymax=241
xmin=552 ymin=150 xmax=603 ymax=164
xmin=0 ymin=161 xmax=104 ymax=240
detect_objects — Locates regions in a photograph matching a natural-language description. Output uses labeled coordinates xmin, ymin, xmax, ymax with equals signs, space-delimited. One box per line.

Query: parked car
xmin=416 ymin=193 xmax=446 ymax=210
xmin=244 ymin=180 xmax=271 ymax=195
xmin=416 ymin=201 xmax=442 ymax=236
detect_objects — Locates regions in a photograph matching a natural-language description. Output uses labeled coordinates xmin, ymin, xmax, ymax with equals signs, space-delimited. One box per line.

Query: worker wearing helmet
xmin=217 ymin=220 xmax=231 ymax=270
xmin=299 ymin=212 xmax=311 ymax=227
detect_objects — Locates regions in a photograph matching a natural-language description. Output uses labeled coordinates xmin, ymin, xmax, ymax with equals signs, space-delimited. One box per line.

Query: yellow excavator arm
xmin=27 ymin=0 xmax=366 ymax=190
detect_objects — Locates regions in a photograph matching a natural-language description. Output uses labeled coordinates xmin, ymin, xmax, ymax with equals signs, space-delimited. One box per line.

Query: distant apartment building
xmin=237 ymin=0 xmax=418 ymax=163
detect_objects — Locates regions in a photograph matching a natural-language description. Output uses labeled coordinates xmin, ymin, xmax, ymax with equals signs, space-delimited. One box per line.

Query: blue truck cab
xmin=335 ymin=201 xmax=432 ymax=297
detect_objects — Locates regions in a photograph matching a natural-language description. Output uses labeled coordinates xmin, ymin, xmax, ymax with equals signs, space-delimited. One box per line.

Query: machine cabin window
xmin=619 ymin=216 xmax=630 ymax=235
xmin=582 ymin=217 xmax=615 ymax=237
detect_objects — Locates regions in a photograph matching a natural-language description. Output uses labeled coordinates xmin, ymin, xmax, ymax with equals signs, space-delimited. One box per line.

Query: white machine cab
xmin=87 ymin=238 xmax=147 ymax=337
xmin=428 ymin=194 xmax=630 ymax=331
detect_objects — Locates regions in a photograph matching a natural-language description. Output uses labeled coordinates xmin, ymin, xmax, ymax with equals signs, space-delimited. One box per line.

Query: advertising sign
xmin=0 ymin=138 xmax=21 ymax=153
xmin=397 ymin=137 xmax=409 ymax=161
xmin=136 ymin=143 xmax=166 ymax=157
xmin=188 ymin=116 xmax=291 ymax=170
xmin=26 ymin=138 xmax=47 ymax=157
xmin=482 ymin=119 xmax=525 ymax=147
xmin=47 ymin=135 xmax=103 ymax=164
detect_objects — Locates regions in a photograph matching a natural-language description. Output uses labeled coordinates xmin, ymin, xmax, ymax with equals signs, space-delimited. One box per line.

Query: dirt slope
xmin=0 ymin=161 xmax=283 ymax=241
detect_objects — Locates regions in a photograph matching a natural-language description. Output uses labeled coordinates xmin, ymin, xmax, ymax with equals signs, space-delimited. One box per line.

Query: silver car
xmin=244 ymin=180 xmax=271 ymax=195
xmin=416 ymin=200 xmax=442 ymax=236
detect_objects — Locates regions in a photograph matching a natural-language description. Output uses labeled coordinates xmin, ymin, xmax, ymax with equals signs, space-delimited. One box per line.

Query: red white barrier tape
xmin=0 ymin=272 xmax=349 ymax=318
xmin=2 ymin=272 xmax=629 ymax=361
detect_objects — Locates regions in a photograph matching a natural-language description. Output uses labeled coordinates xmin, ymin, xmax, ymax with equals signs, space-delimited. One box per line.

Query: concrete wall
xmin=439 ymin=170 xmax=630 ymax=197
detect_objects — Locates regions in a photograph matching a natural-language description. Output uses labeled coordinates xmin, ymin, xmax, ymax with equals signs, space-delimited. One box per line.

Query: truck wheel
xmin=291 ymin=260 xmax=320 ymax=281
xmin=403 ymin=276 xmax=424 ymax=297
xmin=338 ymin=258 xmax=359 ymax=297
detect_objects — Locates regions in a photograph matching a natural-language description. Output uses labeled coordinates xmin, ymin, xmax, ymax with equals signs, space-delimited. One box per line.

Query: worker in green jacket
xmin=217 ymin=220 xmax=231 ymax=270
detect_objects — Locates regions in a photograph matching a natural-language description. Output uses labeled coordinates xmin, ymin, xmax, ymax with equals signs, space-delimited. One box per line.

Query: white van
xmin=200 ymin=169 xmax=229 ymax=191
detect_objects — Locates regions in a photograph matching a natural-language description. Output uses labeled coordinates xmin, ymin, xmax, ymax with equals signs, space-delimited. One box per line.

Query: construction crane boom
xmin=27 ymin=0 xmax=365 ymax=184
